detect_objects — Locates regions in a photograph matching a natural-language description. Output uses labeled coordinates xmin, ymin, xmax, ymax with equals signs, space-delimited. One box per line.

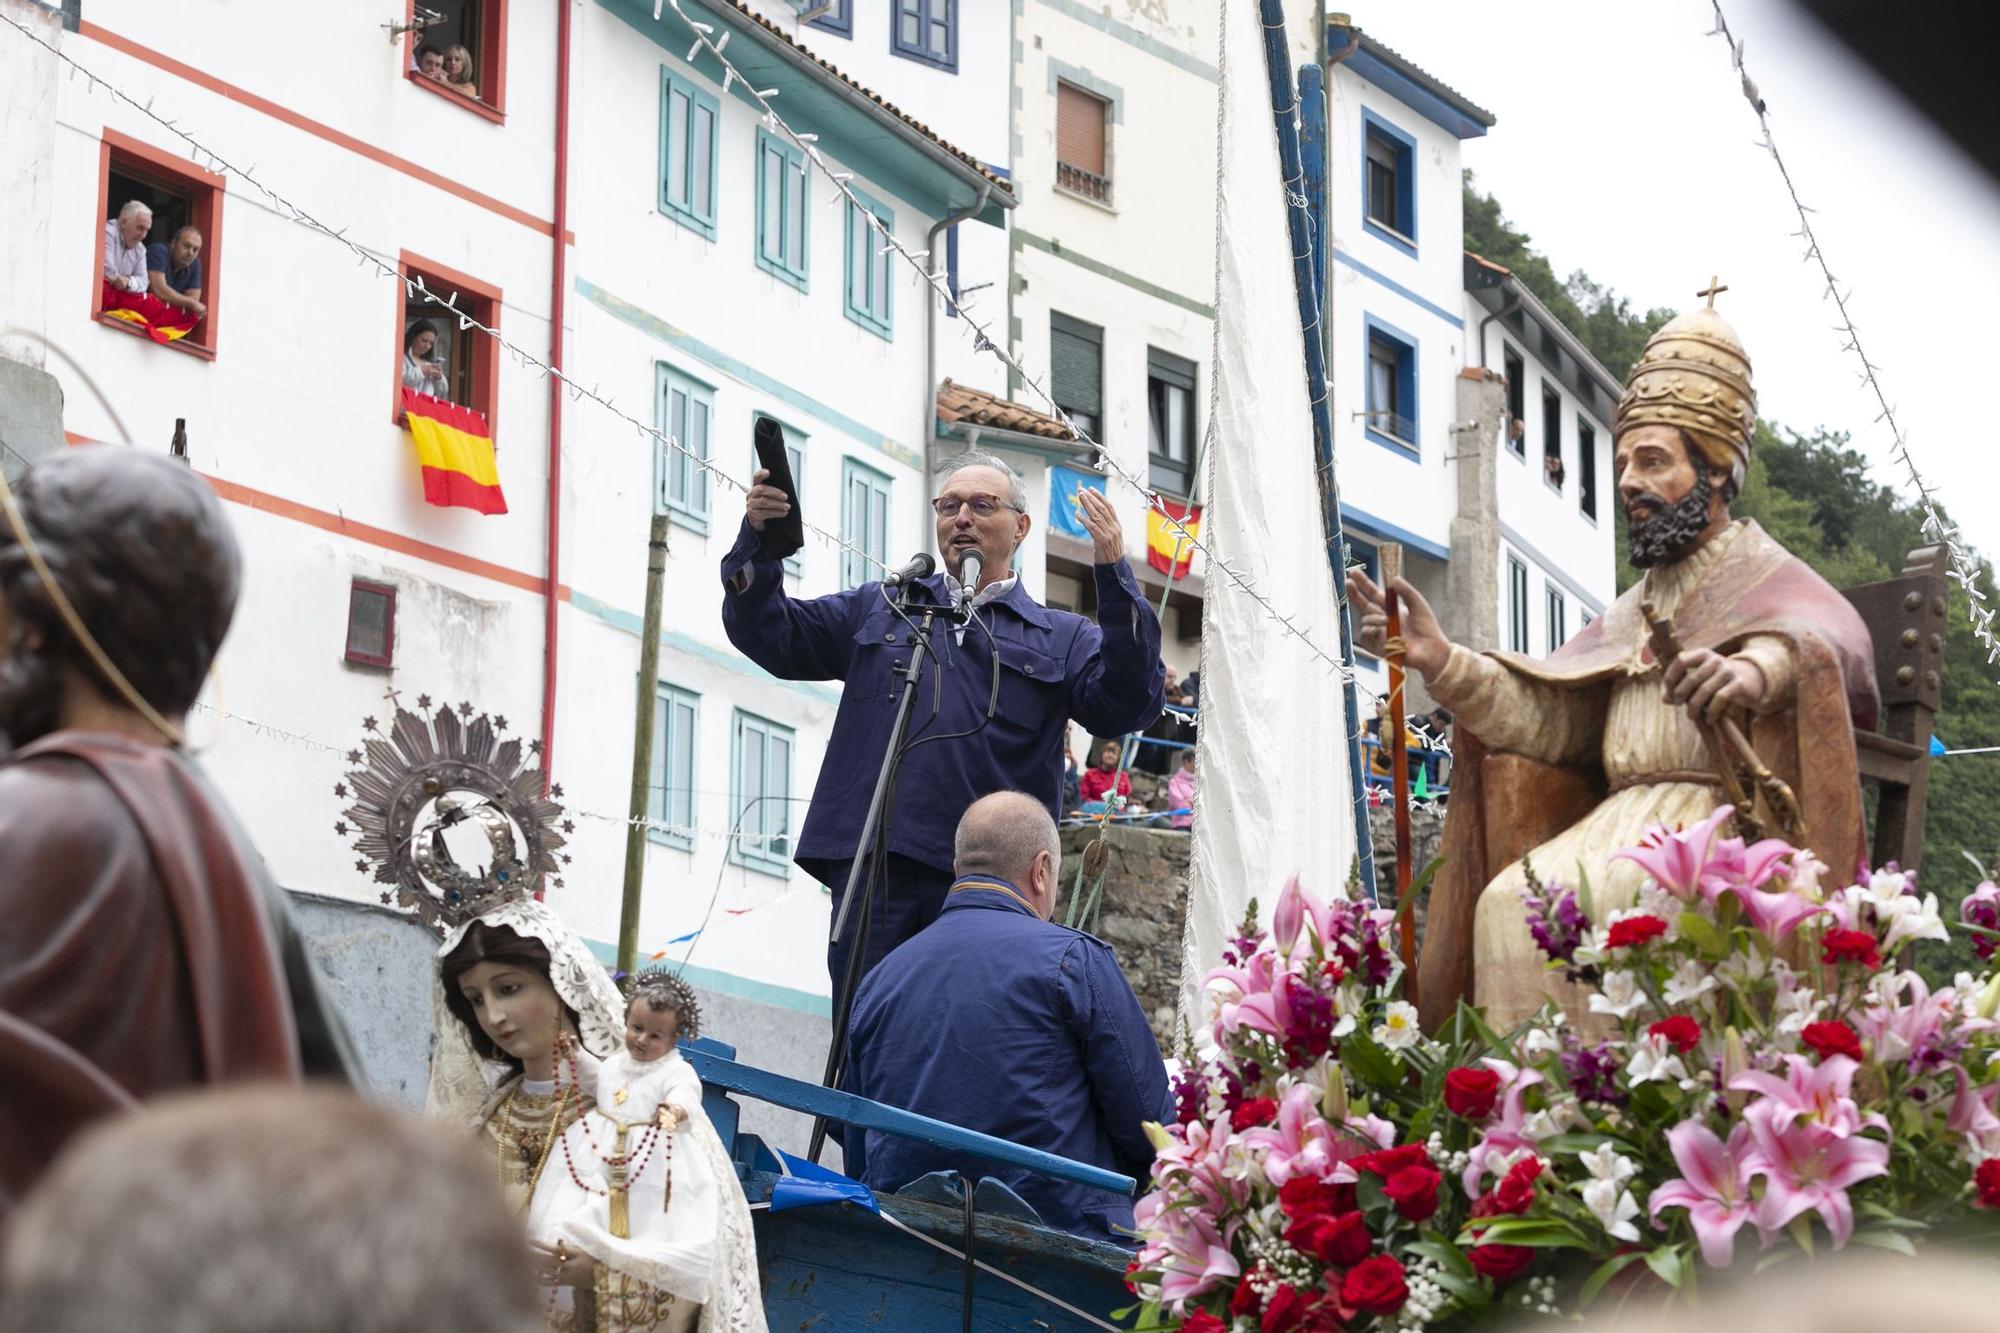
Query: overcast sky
xmin=1350 ymin=0 xmax=2000 ymax=560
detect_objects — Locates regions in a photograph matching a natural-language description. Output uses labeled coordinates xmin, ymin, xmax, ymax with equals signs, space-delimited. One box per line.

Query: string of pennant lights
xmin=1706 ymin=1 xmax=1998 ymax=676
xmin=0 ymin=5 xmax=1453 ymax=750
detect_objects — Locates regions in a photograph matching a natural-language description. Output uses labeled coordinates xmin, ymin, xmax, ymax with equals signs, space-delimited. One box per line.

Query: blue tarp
xmin=771 ymin=1151 xmax=879 ymax=1214
xmin=1932 ymin=734 xmax=1947 ymax=756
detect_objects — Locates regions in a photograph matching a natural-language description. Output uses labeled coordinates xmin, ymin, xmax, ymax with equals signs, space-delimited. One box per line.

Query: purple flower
xmin=1523 ymin=882 xmax=1589 ymax=974
xmin=1962 ymin=881 xmax=2000 ymax=962
xmin=1561 ymin=1039 xmax=1628 ymax=1106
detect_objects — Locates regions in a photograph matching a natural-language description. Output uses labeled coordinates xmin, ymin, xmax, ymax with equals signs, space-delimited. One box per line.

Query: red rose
xmin=1468 ymin=1241 xmax=1536 ymax=1284
xmin=1261 ymin=1283 xmax=1308 ymax=1333
xmin=1605 ymin=914 xmax=1670 ymax=949
xmin=1443 ymin=1066 xmax=1502 ymax=1119
xmin=1283 ymin=1209 xmax=1371 ymax=1267
xmin=1232 ymin=1097 xmax=1280 ymax=1130
xmin=1822 ymin=928 xmax=1881 ymax=969
xmin=1340 ymin=1254 xmax=1409 ymax=1315
xmin=1801 ymin=1019 xmax=1864 ymax=1062
xmin=1381 ymin=1164 xmax=1442 ymax=1222
xmin=1976 ymin=1159 xmax=2000 ymax=1210
xmin=1490 ymin=1157 xmax=1543 ymax=1215
xmin=1648 ymin=1015 xmax=1702 ymax=1053
xmin=1278 ymin=1175 xmax=1355 ymax=1221
xmin=1182 ymin=1313 xmax=1228 ymax=1333
xmin=1231 ymin=1275 xmax=1265 ymax=1317
xmin=1347 ymin=1143 xmax=1431 ymax=1177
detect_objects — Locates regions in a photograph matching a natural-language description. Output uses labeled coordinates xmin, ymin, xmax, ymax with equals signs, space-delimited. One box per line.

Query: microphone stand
xmin=808 ymin=580 xmax=956 ymax=1162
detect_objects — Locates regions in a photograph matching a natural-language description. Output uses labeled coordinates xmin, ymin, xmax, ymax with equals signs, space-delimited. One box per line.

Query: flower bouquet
xmin=1122 ymin=806 xmax=2000 ymax=1330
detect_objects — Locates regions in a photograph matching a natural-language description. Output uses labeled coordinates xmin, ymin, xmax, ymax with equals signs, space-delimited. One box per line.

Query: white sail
xmin=1182 ymin=0 xmax=1359 ymax=1025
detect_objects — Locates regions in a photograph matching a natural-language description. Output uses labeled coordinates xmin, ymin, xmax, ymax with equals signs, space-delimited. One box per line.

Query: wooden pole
xmin=1380 ymin=544 xmax=1419 ymax=1007
xmin=616 ymin=513 xmax=671 ymax=976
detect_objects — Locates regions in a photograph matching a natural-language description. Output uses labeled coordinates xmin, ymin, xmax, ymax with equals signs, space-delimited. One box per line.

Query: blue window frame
xmin=660 ymin=69 xmax=719 ymax=239
xmin=647 ymin=683 xmax=700 ymax=850
xmin=841 ymin=457 xmax=891 ymax=590
xmin=844 ymin=188 xmax=894 ymax=339
xmin=892 ymin=0 xmax=955 ymax=71
xmin=1363 ymin=314 xmax=1419 ymax=459
xmin=806 ymin=0 xmax=851 ymax=37
xmin=753 ymin=414 xmax=807 ymax=578
xmin=755 ymin=129 xmax=809 ymax=290
xmin=657 ymin=364 xmax=713 ymax=532
xmin=1360 ymin=109 xmax=1416 ymax=257
xmin=730 ymin=710 xmax=794 ymax=874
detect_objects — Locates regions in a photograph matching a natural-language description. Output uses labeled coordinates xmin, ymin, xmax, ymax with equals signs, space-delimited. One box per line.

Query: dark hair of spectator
xmin=0 ymin=448 xmax=240 ymax=748
xmin=404 ymin=320 xmax=438 ymax=355
xmin=438 ymin=922 xmax=578 ymax=1071
xmin=0 ymin=1086 xmax=542 ymax=1333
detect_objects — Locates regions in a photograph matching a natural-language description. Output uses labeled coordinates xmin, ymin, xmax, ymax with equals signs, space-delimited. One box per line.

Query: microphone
xmin=952 ymin=549 xmax=983 ymax=619
xmin=881 ymin=551 xmax=935 ymax=589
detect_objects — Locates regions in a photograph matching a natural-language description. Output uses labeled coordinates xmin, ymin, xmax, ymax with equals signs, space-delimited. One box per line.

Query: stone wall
xmin=1060 ymin=822 xmax=1191 ymax=1050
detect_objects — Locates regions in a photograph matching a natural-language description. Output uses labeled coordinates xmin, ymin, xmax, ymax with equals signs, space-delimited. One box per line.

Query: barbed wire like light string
xmin=1706 ymin=2 xmax=1999 ymax=677
xmin=0 ymin=5 xmax=1453 ymax=755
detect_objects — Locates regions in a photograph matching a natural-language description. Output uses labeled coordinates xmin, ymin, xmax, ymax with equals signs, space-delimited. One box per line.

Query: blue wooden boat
xmin=684 ymin=1039 xmax=1137 ymax=1332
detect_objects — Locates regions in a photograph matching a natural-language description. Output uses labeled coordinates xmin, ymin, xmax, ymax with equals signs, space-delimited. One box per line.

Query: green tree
xmin=1463 ymin=172 xmax=1674 ymax=381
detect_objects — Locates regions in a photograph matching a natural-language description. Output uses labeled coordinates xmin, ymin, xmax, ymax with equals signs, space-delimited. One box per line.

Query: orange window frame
xmin=401 ymin=0 xmax=510 ymax=124
xmin=392 ymin=250 xmax=502 ymax=443
xmin=91 ymin=128 xmax=226 ymax=361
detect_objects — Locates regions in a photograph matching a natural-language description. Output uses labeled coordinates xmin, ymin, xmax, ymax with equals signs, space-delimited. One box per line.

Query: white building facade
xmin=2 ymin=0 xmax=1011 ymax=1115
xmin=1322 ymin=21 xmax=1614 ymax=702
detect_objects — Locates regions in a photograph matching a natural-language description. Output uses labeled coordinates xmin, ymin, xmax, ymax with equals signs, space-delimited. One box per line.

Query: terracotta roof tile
xmin=936 ymin=379 xmax=1075 ymax=441
xmin=719 ymin=1 xmax=1012 ymax=196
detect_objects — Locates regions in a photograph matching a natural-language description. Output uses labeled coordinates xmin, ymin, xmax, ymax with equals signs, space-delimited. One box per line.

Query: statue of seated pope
xmin=1346 ymin=299 xmax=1880 ymax=1030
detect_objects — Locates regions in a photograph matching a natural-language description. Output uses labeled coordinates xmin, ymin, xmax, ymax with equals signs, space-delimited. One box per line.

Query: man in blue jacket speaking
xmin=721 ymin=449 xmax=1164 ymax=996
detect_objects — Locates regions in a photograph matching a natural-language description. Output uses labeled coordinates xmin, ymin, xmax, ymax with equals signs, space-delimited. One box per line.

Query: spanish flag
xmin=401 ymin=388 xmax=507 ymax=515
xmin=1146 ymin=497 xmax=1201 ymax=579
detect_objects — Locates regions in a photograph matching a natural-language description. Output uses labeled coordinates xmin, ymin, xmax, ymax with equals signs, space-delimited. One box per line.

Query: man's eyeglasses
xmin=930 ymin=495 xmax=1020 ymax=519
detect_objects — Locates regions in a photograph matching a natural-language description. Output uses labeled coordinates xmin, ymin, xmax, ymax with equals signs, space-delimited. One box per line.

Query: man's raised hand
xmin=1343 ymin=568 xmax=1450 ymax=679
xmin=744 ymin=467 xmax=791 ymax=533
xmin=1663 ymin=647 xmax=1764 ymax=723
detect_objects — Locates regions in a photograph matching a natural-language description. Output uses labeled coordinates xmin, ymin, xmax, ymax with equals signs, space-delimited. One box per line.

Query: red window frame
xmin=344 ymin=579 xmax=398 ymax=668
xmin=92 ymin=128 xmax=226 ymax=360
xmin=402 ymin=0 xmax=510 ymax=123
xmin=392 ymin=250 xmax=502 ymax=442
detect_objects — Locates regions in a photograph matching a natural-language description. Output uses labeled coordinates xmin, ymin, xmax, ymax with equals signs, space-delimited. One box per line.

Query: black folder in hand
xmin=752 ymin=415 xmax=805 ymax=563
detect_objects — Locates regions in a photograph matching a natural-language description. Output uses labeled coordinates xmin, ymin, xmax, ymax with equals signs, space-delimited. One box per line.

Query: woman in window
xmin=443 ymin=45 xmax=479 ymax=101
xmin=403 ymin=321 xmax=448 ymax=398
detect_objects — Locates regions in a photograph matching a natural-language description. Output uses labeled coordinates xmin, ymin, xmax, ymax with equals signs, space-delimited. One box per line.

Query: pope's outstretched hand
xmin=1345 ymin=569 xmax=1450 ymax=679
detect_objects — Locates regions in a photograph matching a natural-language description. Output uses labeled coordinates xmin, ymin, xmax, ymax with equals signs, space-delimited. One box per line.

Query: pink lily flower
xmin=1729 ymin=1054 xmax=1883 ymax=1142
xmin=1150 ymin=1118 xmax=1247 ymax=1214
xmin=1742 ymin=1107 xmax=1890 ymax=1249
xmin=1239 ymin=1082 xmax=1341 ymax=1187
xmin=1856 ymin=971 xmax=1952 ymax=1066
xmin=1648 ymin=1120 xmax=1761 ymax=1267
xmin=1947 ymin=1067 xmax=2000 ymax=1156
xmin=1461 ymin=1059 xmax=1545 ymax=1198
xmin=1205 ymin=950 xmax=1289 ymax=1042
xmin=1271 ymin=872 xmax=1307 ymax=955
xmin=1613 ymin=804 xmax=1737 ymax=900
xmin=1133 ymin=1195 xmax=1239 ymax=1310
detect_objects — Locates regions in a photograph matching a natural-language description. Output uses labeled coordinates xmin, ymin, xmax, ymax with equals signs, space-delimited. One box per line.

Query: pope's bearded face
xmin=1615 ymin=425 xmax=1726 ymax=568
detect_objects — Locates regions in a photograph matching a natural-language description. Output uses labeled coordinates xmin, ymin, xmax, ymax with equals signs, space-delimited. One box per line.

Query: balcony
xmin=1056 ymin=160 xmax=1111 ymax=206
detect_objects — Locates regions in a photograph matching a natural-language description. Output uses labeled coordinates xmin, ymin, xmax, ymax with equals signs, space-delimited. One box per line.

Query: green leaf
xmin=1577 ymin=1251 xmax=1646 ymax=1307
xmin=1678 ymin=911 xmax=1727 ymax=957
xmin=1643 ymin=1245 xmax=1685 ymax=1289
xmin=1851 ymin=1228 xmax=1919 ymax=1257
xmin=1533 ymin=1132 xmax=1620 ymax=1157
xmin=1788 ymin=1214 xmax=1816 ymax=1257
xmin=1575 ymin=865 xmax=1598 ymax=928
xmin=1453 ymin=1218 xmax=1592 ymax=1249
xmin=1341 ymin=1028 xmax=1401 ymax=1088
xmin=1452 ymin=1000 xmax=1514 ymax=1059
